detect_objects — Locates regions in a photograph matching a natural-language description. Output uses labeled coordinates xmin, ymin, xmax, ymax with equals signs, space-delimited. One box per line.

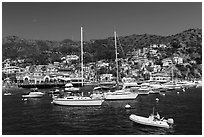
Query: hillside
xmin=2 ymin=28 xmax=202 ymax=65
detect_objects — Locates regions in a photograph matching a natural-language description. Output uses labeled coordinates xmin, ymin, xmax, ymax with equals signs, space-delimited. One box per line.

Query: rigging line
xmin=116 ymin=33 xmax=125 ymax=58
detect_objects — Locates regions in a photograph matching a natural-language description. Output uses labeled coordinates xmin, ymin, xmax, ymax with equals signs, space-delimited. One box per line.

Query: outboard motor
xmin=167 ymin=118 xmax=174 ymax=125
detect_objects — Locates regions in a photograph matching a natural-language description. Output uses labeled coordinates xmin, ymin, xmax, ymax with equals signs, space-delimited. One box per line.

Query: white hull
xmin=53 ymin=97 xmax=104 ymax=106
xmin=162 ymin=83 xmax=181 ymax=90
xmin=177 ymin=82 xmax=197 ymax=88
xmin=4 ymin=93 xmax=12 ymax=96
xmin=65 ymin=87 xmax=80 ymax=92
xmin=129 ymin=114 xmax=170 ymax=128
xmin=137 ymin=89 xmax=150 ymax=95
xmin=22 ymin=94 xmax=44 ymax=98
xmin=149 ymin=90 xmax=160 ymax=94
xmin=22 ymin=92 xmax=44 ymax=98
xmin=104 ymin=91 xmax=138 ymax=100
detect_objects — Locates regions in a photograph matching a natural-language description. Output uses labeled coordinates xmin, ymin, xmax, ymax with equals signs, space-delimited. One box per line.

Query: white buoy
xmin=24 ymin=98 xmax=28 ymax=101
xmin=155 ymin=98 xmax=159 ymax=101
xmin=51 ymin=101 xmax=53 ymax=104
xmin=162 ymin=93 xmax=165 ymax=96
xmin=125 ymin=104 xmax=131 ymax=109
xmin=177 ymin=92 xmax=180 ymax=94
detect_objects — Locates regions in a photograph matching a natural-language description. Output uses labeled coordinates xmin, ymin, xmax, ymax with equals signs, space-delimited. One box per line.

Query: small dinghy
xmin=4 ymin=92 xmax=12 ymax=96
xmin=129 ymin=112 xmax=174 ymax=128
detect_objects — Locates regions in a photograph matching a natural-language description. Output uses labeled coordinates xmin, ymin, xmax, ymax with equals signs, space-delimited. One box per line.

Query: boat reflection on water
xmin=22 ymin=97 xmax=43 ymax=105
xmin=131 ymin=122 xmax=175 ymax=135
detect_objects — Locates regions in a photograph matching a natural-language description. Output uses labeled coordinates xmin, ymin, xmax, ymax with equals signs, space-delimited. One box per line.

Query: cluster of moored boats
xmin=19 ymin=80 xmax=201 ymax=106
xmin=4 ymin=80 xmax=201 ymax=129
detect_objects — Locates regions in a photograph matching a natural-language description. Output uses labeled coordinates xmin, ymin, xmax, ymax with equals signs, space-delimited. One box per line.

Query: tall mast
xmin=172 ymin=63 xmax=174 ymax=82
xmin=114 ymin=31 xmax=119 ymax=85
xmin=81 ymin=27 xmax=84 ymax=86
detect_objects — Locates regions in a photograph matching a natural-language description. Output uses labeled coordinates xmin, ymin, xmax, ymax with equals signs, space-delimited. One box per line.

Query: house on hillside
xmin=162 ymin=58 xmax=172 ymax=67
xmin=100 ymin=74 xmax=113 ymax=81
xmin=173 ymin=56 xmax=183 ymax=64
xmin=2 ymin=66 xmax=21 ymax=74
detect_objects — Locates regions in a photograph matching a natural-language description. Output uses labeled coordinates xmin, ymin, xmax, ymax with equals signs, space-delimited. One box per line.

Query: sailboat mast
xmin=81 ymin=27 xmax=84 ymax=87
xmin=172 ymin=64 xmax=174 ymax=81
xmin=114 ymin=31 xmax=119 ymax=85
xmin=153 ymin=107 xmax=154 ymax=115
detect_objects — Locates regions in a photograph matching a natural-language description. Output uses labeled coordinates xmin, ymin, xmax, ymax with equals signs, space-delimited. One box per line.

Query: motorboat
xmin=148 ymin=82 xmax=162 ymax=94
xmin=149 ymin=90 xmax=160 ymax=94
xmin=162 ymin=82 xmax=181 ymax=90
xmin=48 ymin=88 xmax=60 ymax=94
xmin=149 ymin=82 xmax=163 ymax=90
xmin=52 ymin=95 xmax=104 ymax=106
xmin=137 ymin=83 xmax=150 ymax=95
xmin=64 ymin=83 xmax=80 ymax=92
xmin=176 ymin=81 xmax=197 ymax=89
xmin=93 ymin=85 xmax=115 ymax=92
xmin=22 ymin=88 xmax=44 ymax=98
xmin=99 ymin=81 xmax=117 ymax=86
xmin=195 ymin=80 xmax=202 ymax=88
xmin=129 ymin=113 xmax=174 ymax=129
xmin=122 ymin=82 xmax=141 ymax=92
xmin=104 ymin=90 xmax=138 ymax=100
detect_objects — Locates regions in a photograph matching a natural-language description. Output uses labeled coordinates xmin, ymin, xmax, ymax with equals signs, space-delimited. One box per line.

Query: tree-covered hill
xmin=2 ymin=28 xmax=202 ymax=66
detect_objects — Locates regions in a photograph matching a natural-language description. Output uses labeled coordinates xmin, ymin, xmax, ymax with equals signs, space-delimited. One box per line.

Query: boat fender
xmin=167 ymin=118 xmax=174 ymax=125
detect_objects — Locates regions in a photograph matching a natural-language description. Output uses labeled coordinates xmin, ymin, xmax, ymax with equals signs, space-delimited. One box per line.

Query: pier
xmin=17 ymin=83 xmax=66 ymax=89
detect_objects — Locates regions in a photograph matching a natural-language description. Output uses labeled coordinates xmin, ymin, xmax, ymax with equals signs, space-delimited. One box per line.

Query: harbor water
xmin=2 ymin=86 xmax=202 ymax=135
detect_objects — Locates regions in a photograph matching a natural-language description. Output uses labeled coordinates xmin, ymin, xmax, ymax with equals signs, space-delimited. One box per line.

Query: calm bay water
xmin=2 ymin=86 xmax=202 ymax=135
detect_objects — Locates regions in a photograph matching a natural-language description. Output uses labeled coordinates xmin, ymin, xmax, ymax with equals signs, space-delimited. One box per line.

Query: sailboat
xmin=162 ymin=64 xmax=181 ymax=90
xmin=104 ymin=30 xmax=138 ymax=100
xmin=52 ymin=27 xmax=104 ymax=106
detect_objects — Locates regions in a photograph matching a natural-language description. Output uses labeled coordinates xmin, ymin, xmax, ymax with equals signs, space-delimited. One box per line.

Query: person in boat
xmin=154 ymin=112 xmax=160 ymax=121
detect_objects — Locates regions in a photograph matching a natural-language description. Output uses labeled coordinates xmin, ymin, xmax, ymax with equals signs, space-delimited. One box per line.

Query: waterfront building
xmin=16 ymin=72 xmax=51 ymax=84
xmin=149 ymin=72 xmax=171 ymax=83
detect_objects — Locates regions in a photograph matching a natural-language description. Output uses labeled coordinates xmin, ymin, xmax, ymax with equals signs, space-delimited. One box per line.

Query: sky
xmin=2 ymin=2 xmax=202 ymax=41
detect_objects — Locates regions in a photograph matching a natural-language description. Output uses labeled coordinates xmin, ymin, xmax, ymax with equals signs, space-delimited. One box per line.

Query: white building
xmin=162 ymin=58 xmax=172 ymax=67
xmin=2 ymin=66 xmax=21 ymax=74
xmin=173 ymin=57 xmax=183 ymax=64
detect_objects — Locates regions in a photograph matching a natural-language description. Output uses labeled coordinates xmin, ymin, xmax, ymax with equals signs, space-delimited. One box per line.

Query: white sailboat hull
xmin=53 ymin=98 xmax=104 ymax=106
xmin=104 ymin=92 xmax=138 ymax=100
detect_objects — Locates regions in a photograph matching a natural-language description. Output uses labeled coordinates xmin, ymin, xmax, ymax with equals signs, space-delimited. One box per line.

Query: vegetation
xmin=2 ymin=28 xmax=202 ymax=79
